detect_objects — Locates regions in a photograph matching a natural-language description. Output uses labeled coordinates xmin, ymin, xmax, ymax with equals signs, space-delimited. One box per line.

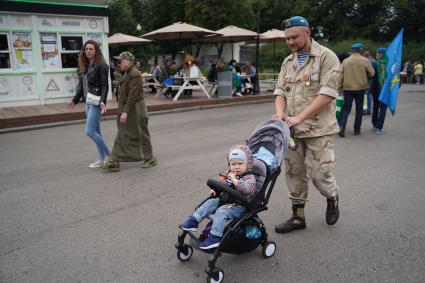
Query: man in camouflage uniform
xmin=273 ymin=16 xmax=340 ymax=233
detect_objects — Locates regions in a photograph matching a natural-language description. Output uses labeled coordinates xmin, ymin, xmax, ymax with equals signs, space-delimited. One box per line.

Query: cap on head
xmin=376 ymin=47 xmax=386 ymax=54
xmin=228 ymin=149 xmax=247 ymax=163
xmin=114 ymin=51 xmax=135 ymax=62
xmin=351 ymin=43 xmax=363 ymax=50
xmin=228 ymin=144 xmax=253 ymax=171
xmin=282 ymin=16 xmax=309 ymax=29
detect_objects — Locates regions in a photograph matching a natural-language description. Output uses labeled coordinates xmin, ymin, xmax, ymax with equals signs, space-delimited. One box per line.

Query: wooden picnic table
xmin=141 ymin=74 xmax=161 ymax=94
xmin=156 ymin=76 xmax=211 ymax=101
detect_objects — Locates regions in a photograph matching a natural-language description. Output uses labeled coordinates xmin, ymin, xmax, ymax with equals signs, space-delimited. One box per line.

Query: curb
xmin=0 ymin=97 xmax=274 ymax=134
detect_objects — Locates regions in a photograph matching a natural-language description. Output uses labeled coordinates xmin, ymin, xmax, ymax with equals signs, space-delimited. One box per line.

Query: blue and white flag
xmin=379 ymin=28 xmax=404 ymax=115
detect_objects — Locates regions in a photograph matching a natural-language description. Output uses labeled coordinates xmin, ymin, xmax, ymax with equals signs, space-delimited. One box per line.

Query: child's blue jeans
xmin=192 ymin=198 xmax=245 ymax=237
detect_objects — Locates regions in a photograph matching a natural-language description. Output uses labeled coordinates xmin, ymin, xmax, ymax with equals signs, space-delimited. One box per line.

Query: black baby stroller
xmin=175 ymin=119 xmax=290 ymax=283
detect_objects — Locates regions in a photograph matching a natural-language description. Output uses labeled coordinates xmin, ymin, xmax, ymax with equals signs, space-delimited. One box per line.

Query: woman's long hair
xmin=78 ymin=40 xmax=105 ymax=74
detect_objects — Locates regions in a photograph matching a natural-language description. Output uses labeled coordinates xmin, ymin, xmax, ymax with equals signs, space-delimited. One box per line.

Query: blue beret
xmin=376 ymin=47 xmax=386 ymax=53
xmin=351 ymin=43 xmax=363 ymax=49
xmin=282 ymin=16 xmax=309 ymax=29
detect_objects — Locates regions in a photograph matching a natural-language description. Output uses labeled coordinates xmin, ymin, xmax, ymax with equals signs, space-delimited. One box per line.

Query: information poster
xmin=86 ymin=34 xmax=102 ymax=48
xmin=40 ymin=33 xmax=60 ymax=69
xmin=12 ymin=32 xmax=34 ymax=70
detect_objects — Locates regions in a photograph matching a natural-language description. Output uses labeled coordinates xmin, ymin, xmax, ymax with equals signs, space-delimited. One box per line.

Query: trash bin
xmin=253 ymin=74 xmax=260 ymax=93
xmin=217 ymin=70 xmax=232 ymax=98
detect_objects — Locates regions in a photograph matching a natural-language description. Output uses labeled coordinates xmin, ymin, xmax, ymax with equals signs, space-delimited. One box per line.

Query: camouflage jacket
xmin=274 ymin=39 xmax=341 ymax=138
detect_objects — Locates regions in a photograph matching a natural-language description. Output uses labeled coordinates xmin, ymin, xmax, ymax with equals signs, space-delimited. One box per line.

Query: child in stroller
xmin=175 ymin=119 xmax=290 ymax=283
xmin=179 ymin=144 xmax=258 ymax=249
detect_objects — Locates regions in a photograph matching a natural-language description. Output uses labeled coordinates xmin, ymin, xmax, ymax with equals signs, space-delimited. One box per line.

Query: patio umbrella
xmin=255 ymin=29 xmax=286 ymax=43
xmin=108 ymin=33 xmax=151 ymax=45
xmin=141 ymin=22 xmax=220 ymax=58
xmin=246 ymin=29 xmax=285 ymax=56
xmin=200 ymin=25 xmax=258 ymax=59
xmin=141 ymin=22 xmax=219 ymax=40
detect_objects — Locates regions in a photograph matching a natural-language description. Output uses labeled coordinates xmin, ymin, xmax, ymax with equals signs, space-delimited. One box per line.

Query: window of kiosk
xmin=60 ymin=36 xmax=82 ymax=68
xmin=0 ymin=33 xmax=11 ymax=69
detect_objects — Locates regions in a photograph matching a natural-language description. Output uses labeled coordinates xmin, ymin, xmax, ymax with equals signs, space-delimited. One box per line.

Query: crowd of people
xmin=337 ymin=43 xmax=397 ymax=136
xmin=111 ymin=55 xmax=260 ymax=99
xmin=403 ymin=59 xmax=424 ymax=84
xmin=67 ymin=15 xmax=414 ymax=256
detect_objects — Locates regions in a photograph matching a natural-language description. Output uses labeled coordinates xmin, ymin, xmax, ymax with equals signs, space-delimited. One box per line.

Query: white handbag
xmin=86 ymin=92 xmax=101 ymax=106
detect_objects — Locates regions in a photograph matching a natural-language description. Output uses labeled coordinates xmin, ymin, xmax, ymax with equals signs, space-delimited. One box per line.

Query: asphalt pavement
xmin=0 ymin=84 xmax=424 ymax=282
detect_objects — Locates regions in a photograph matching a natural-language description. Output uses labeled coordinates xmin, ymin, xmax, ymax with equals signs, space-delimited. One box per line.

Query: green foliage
xmin=403 ymin=41 xmax=425 ymax=62
xmin=108 ymin=0 xmax=425 ymax=65
xmin=185 ymin=0 xmax=255 ymax=30
xmin=108 ymin=0 xmax=158 ymax=65
xmin=109 ymin=0 xmax=137 ymax=35
xmin=258 ymin=38 xmax=425 ymax=71
xmin=140 ymin=0 xmax=186 ymax=31
xmin=389 ymin=0 xmax=425 ymax=43
xmin=321 ymin=39 xmax=425 ymax=63
xmin=254 ymin=0 xmax=424 ymax=42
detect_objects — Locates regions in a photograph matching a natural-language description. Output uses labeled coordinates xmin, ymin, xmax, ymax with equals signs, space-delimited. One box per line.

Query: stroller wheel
xmin=177 ymin=244 xmax=193 ymax=262
xmin=262 ymin=241 xmax=277 ymax=258
xmin=207 ymin=269 xmax=224 ymax=283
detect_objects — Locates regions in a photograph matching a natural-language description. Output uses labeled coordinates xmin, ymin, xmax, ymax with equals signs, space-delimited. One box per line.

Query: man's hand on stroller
xmin=285 ymin=115 xmax=304 ymax=127
xmin=273 ymin=113 xmax=286 ymax=121
xmin=274 ymin=112 xmax=303 ymax=127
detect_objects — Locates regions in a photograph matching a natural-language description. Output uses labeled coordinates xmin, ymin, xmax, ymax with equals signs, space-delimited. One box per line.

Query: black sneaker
xmin=326 ymin=196 xmax=339 ymax=225
xmin=275 ymin=216 xmax=306 ymax=233
xmin=353 ymin=130 xmax=361 ymax=136
xmin=338 ymin=129 xmax=345 ymax=138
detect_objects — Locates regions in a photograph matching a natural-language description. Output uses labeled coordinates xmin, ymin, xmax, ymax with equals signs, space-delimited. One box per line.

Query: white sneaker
xmin=88 ymin=160 xmax=103 ymax=168
xmin=235 ymin=92 xmax=243 ymax=97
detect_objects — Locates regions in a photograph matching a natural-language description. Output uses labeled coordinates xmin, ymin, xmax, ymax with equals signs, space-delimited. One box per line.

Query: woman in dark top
xmin=67 ymin=40 xmax=111 ymax=168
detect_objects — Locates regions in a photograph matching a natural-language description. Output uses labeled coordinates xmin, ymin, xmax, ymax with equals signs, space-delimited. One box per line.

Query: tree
xmin=137 ymin=0 xmax=187 ymax=58
xmin=109 ymin=0 xmax=138 ymax=35
xmin=184 ymin=0 xmax=255 ymax=30
xmin=388 ymin=0 xmax=425 ymax=42
xmin=252 ymin=0 xmax=421 ymax=42
xmin=184 ymin=0 xmax=256 ymax=57
xmin=108 ymin=0 xmax=425 ymax=65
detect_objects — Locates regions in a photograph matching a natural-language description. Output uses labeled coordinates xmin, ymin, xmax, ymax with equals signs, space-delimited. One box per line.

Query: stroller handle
xmin=207 ymin=179 xmax=248 ymax=206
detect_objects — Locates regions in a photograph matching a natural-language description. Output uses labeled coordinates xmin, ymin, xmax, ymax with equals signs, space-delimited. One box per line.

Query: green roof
xmin=4 ymin=0 xmax=110 ymax=9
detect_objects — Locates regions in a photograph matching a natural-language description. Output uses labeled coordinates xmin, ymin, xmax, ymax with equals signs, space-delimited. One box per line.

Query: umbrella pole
xmin=273 ymin=39 xmax=276 ymax=81
xmin=231 ymin=38 xmax=234 ymax=60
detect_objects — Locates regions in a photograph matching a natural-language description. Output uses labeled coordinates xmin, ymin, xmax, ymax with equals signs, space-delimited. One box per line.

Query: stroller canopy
xmin=246 ymin=119 xmax=290 ymax=172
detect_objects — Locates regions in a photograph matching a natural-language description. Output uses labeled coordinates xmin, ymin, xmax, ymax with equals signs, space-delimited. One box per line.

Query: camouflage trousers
xmin=284 ymin=135 xmax=339 ymax=205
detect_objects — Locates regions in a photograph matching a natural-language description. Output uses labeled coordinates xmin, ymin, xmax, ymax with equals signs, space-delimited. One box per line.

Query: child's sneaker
xmin=179 ymin=216 xmax=198 ymax=232
xmin=199 ymin=234 xmax=222 ymax=249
